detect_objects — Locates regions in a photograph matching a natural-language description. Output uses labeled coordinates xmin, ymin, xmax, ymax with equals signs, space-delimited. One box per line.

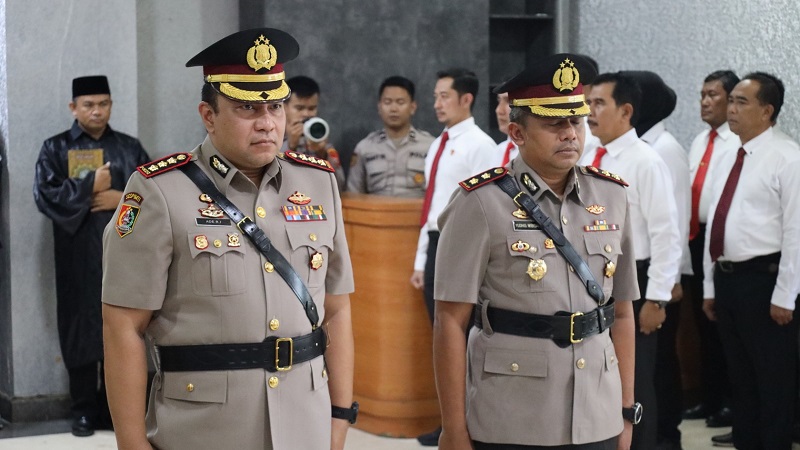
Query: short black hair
xmin=201 ymin=83 xmax=219 ymax=112
xmin=742 ymin=72 xmax=784 ymax=122
xmin=286 ymin=75 xmax=320 ymax=99
xmin=593 ymin=72 xmax=642 ymax=126
xmin=436 ymin=68 xmax=479 ymax=111
xmin=379 ymin=76 xmax=416 ymax=100
xmin=704 ymin=70 xmax=740 ymax=95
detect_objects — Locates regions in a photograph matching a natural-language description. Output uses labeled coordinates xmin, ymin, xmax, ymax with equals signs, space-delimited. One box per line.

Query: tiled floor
xmin=0 ymin=418 xmax=749 ymax=449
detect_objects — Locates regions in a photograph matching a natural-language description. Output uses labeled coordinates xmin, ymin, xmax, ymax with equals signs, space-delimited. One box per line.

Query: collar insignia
xmin=210 ymin=155 xmax=230 ymax=178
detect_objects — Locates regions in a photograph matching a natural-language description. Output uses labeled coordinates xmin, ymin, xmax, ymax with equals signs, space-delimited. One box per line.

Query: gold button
xmin=213 ymin=239 xmax=222 ymax=248
xmin=562 ymin=216 xmax=568 ymax=225
xmin=256 ymin=207 xmax=266 ymax=218
xmin=604 ymin=244 xmax=612 ymax=253
xmin=510 ymin=363 xmax=519 ymax=372
xmin=268 ymin=377 xmax=279 ymax=388
xmin=264 ymin=262 xmax=274 ymax=273
xmin=322 ymin=369 xmax=328 ymax=378
xmin=610 ymin=356 xmax=616 ymax=363
xmin=269 ymin=319 xmax=280 ymax=331
xmin=576 ymin=358 xmax=586 ymax=369
xmin=309 ymin=233 xmax=317 ymax=242
xmin=530 ymin=247 xmax=537 ymax=254
xmin=186 ymin=383 xmax=194 ymax=392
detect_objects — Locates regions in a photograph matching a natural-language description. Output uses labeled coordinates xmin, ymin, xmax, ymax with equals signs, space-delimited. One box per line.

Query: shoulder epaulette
xmin=582 ymin=165 xmax=629 ymax=187
xmin=459 ymin=167 xmax=508 ymax=191
xmin=280 ymin=151 xmax=335 ymax=172
xmin=137 ymin=153 xmax=192 ymax=178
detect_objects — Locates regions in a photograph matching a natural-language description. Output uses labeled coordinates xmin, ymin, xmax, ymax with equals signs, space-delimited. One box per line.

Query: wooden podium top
xmin=341 ymin=193 xmax=422 ymax=228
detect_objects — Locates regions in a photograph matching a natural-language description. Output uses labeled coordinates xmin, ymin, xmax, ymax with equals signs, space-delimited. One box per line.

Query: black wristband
xmin=332 ymin=402 xmax=359 ymax=424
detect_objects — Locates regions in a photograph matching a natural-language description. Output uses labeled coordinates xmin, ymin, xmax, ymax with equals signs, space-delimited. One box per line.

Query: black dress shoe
xmin=417 ymin=426 xmax=441 ymax=446
xmin=681 ymin=403 xmax=710 ymax=420
xmin=71 ymin=416 xmax=95 ymax=437
xmin=711 ymin=431 xmax=734 ymax=447
xmin=706 ymin=407 xmax=733 ymax=428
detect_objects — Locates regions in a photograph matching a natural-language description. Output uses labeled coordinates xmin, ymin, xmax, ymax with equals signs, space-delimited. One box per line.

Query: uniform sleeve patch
xmin=584 ymin=165 xmax=629 ymax=187
xmin=124 ymin=192 xmax=143 ymax=204
xmin=115 ymin=204 xmax=140 ymax=238
xmin=459 ymin=167 xmax=508 ymax=191
xmin=282 ymin=151 xmax=336 ymax=172
xmin=137 ymin=153 xmax=192 ymax=178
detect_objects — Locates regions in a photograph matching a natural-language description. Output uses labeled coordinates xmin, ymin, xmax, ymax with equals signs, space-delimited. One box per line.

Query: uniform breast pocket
xmin=406 ymin=157 xmax=426 ymax=189
xmin=507 ymin=233 xmax=559 ymax=293
xmin=583 ymin=234 xmax=622 ymax=298
xmin=188 ymin=232 xmax=247 ymax=297
xmin=365 ymin=157 xmax=389 ymax=192
xmin=285 ymin=225 xmax=333 ymax=288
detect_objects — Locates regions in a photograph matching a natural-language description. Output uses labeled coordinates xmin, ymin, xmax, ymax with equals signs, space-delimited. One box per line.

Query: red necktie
xmin=690 ymin=129 xmax=718 ymax=240
xmin=591 ymin=147 xmax=608 ymax=169
xmin=420 ymin=131 xmax=449 ymax=227
xmin=709 ymin=147 xmax=746 ymax=262
xmin=501 ymin=141 xmax=514 ymax=166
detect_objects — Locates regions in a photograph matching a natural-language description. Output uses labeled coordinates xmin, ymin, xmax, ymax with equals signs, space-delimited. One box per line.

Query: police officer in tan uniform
xmin=101 ymin=28 xmax=356 ymax=450
xmin=433 ymin=54 xmax=640 ymax=450
xmin=347 ymin=76 xmax=433 ymax=197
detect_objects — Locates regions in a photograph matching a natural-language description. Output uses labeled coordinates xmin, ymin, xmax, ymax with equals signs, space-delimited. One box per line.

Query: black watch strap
xmin=332 ymin=402 xmax=359 ymax=424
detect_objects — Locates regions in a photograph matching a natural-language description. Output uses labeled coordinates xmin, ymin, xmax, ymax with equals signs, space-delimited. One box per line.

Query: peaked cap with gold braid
xmin=186 ymin=28 xmax=299 ymax=103
xmin=493 ymin=53 xmax=598 ymax=118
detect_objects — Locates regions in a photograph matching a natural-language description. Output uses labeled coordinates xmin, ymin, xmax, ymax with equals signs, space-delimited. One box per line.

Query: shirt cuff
xmin=644 ymin=279 xmax=673 ymax=302
xmin=703 ymin=279 xmax=715 ymax=299
xmin=771 ymin=288 xmax=796 ymax=311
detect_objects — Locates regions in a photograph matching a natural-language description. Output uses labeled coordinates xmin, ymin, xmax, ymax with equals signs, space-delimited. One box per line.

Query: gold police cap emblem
xmin=552 ymin=58 xmax=580 ymax=93
xmin=527 ymin=259 xmax=547 ymax=281
xmin=247 ymin=35 xmax=278 ymax=71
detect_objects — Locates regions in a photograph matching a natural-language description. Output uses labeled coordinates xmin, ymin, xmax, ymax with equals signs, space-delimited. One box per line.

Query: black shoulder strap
xmin=495 ymin=174 xmax=606 ymax=305
xmin=180 ymin=163 xmax=320 ymax=327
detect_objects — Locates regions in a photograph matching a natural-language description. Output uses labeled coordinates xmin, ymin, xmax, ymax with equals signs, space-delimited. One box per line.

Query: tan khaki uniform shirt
xmin=102 ymin=137 xmax=354 ymax=450
xmin=434 ymin=157 xmax=639 ymax=446
xmin=346 ymin=126 xmax=434 ymax=197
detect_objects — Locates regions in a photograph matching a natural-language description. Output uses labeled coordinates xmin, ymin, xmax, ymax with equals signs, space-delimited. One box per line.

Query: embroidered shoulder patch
xmin=459 ymin=167 xmax=508 ymax=191
xmin=281 ymin=151 xmax=335 ymax=172
xmin=583 ymin=165 xmax=629 ymax=187
xmin=137 ymin=153 xmax=192 ymax=178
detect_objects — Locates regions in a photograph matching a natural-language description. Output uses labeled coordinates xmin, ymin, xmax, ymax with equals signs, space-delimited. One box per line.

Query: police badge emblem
xmin=115 ymin=204 xmax=140 ymax=238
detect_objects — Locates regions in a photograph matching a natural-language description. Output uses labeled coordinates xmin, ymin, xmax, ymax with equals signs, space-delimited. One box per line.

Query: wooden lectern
xmin=341 ymin=193 xmax=440 ymax=437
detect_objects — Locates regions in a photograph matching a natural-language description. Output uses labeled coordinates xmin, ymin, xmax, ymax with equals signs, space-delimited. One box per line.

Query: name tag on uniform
xmin=196 ymin=218 xmax=232 ymax=227
xmin=513 ymin=221 xmax=541 ymax=231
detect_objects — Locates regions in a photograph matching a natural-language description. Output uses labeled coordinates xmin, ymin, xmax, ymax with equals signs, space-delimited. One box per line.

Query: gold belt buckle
xmin=275 ymin=337 xmax=293 ymax=371
xmin=570 ymin=311 xmax=584 ymax=344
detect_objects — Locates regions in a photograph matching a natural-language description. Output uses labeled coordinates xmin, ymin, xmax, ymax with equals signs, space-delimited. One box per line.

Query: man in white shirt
xmin=682 ymin=70 xmax=740 ymax=435
xmin=702 ymin=72 xmax=800 ymax=450
xmin=626 ymin=70 xmax=690 ymax=450
xmin=583 ymin=72 xmax=682 ymax=450
xmin=494 ymin=92 xmax=518 ymax=166
xmin=408 ymin=67 xmax=497 ymax=446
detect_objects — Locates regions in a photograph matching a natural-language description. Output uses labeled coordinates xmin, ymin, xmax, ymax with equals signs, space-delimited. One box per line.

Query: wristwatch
xmin=622 ymin=402 xmax=643 ymax=425
xmin=648 ymin=300 xmax=667 ymax=310
xmin=332 ymin=402 xmax=359 ymax=424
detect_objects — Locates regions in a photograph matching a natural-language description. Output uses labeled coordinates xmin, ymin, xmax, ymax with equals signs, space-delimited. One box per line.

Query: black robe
xmin=33 ymin=121 xmax=150 ymax=368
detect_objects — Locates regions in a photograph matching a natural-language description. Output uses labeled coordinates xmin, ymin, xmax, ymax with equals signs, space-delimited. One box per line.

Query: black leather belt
xmin=716 ymin=252 xmax=781 ymax=274
xmin=475 ymin=300 xmax=615 ymax=348
xmin=158 ymin=327 xmax=326 ymax=372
